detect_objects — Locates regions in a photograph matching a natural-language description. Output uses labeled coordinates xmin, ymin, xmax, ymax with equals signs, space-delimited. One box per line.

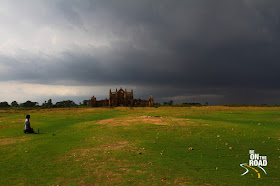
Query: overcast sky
xmin=0 ymin=0 xmax=280 ymax=105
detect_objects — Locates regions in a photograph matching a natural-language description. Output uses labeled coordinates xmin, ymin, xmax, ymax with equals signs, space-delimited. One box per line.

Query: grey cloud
xmin=1 ymin=0 xmax=280 ymax=104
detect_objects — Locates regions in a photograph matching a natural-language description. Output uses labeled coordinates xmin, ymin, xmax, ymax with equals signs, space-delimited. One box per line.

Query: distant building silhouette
xmin=90 ymin=88 xmax=153 ymax=107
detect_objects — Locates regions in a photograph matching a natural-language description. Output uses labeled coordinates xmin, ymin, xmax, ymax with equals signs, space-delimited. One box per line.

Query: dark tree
xmin=47 ymin=99 xmax=53 ymax=108
xmin=163 ymin=100 xmax=173 ymax=106
xmin=42 ymin=99 xmax=53 ymax=108
xmin=20 ymin=100 xmax=38 ymax=107
xmin=11 ymin=101 xmax=19 ymax=107
xmin=82 ymin=100 xmax=90 ymax=106
xmin=55 ymin=100 xmax=77 ymax=108
xmin=0 ymin=102 xmax=10 ymax=107
xmin=168 ymin=100 xmax=174 ymax=105
xmin=41 ymin=101 xmax=47 ymax=108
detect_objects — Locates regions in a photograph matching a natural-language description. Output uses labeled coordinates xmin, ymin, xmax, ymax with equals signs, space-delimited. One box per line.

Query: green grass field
xmin=0 ymin=106 xmax=279 ymax=185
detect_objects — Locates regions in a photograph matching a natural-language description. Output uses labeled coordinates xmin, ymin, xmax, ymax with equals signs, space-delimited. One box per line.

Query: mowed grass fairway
xmin=0 ymin=106 xmax=279 ymax=185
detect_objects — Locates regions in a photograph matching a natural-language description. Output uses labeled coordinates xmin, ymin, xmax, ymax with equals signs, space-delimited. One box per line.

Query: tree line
xmin=0 ymin=99 xmax=91 ymax=108
xmin=0 ymin=99 xmax=207 ymax=108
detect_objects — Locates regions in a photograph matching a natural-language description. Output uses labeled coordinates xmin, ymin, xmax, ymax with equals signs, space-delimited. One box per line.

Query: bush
xmin=55 ymin=100 xmax=77 ymax=108
xmin=0 ymin=102 xmax=10 ymax=108
xmin=20 ymin=100 xmax=39 ymax=108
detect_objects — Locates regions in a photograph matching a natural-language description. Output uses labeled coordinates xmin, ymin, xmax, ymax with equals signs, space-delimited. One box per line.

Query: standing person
xmin=24 ymin=114 xmax=34 ymax=133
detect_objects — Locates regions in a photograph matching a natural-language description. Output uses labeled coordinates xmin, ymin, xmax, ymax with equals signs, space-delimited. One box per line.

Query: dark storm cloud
xmin=1 ymin=0 xmax=280 ymax=104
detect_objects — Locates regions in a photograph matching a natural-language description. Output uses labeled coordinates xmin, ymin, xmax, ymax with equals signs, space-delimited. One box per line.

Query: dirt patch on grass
xmin=1 ymin=124 xmax=20 ymax=129
xmin=96 ymin=116 xmax=199 ymax=127
xmin=0 ymin=137 xmax=27 ymax=145
xmin=135 ymin=116 xmax=169 ymax=125
xmin=65 ymin=140 xmax=133 ymax=161
xmin=119 ymin=167 xmax=131 ymax=172
xmin=0 ymin=119 xmax=24 ymax=129
xmin=101 ymin=141 xmax=129 ymax=150
xmin=96 ymin=116 xmax=191 ymax=126
xmin=97 ymin=118 xmax=116 ymax=125
xmin=168 ymin=118 xmax=210 ymax=126
xmin=11 ymin=119 xmax=24 ymax=123
xmin=56 ymin=139 xmax=139 ymax=184
xmin=169 ymin=118 xmax=192 ymax=125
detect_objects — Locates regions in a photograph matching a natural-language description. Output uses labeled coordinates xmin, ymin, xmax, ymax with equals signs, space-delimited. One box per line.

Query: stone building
xmin=90 ymin=88 xmax=153 ymax=107
xmin=90 ymin=96 xmax=109 ymax=107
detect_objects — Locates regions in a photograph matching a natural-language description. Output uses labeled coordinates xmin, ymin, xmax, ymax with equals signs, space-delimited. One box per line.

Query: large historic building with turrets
xmin=90 ymin=88 xmax=153 ymax=107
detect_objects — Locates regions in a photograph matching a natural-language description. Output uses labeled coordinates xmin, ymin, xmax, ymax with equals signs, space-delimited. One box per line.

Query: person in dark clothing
xmin=24 ymin=114 xmax=34 ymax=133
